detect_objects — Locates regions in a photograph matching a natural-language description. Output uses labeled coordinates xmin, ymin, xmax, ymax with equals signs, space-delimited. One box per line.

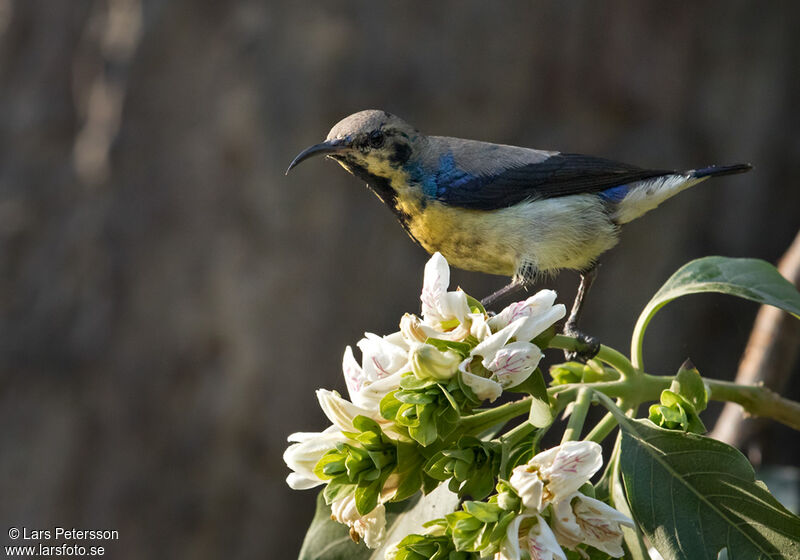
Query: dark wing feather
xmin=435 ymin=153 xmax=674 ymax=210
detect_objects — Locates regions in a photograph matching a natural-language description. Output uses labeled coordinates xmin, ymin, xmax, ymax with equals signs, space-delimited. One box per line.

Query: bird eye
xmin=369 ymin=130 xmax=385 ymax=148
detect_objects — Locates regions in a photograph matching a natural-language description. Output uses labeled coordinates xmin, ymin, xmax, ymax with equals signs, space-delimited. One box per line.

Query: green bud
xmin=314 ymin=419 xmax=400 ymax=512
xmin=550 ymin=360 xmax=619 ymax=386
xmin=496 ymin=489 xmax=520 ymax=512
xmin=549 ymin=361 xmax=584 ymax=385
xmin=411 ymin=343 xmax=462 ymax=382
xmin=671 ymin=359 xmax=708 ymax=412
xmin=649 ymin=389 xmax=706 ymax=434
xmin=389 ymin=532 xmax=479 ymax=560
xmin=445 ymin=500 xmax=515 ymax=556
xmin=424 ymin=438 xmax=501 ymax=500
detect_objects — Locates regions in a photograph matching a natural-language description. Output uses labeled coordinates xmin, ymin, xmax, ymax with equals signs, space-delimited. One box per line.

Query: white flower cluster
xmin=345 ymin=252 xmax=566 ymax=407
xmin=284 ymin=253 xmax=566 ymax=548
xmin=502 ymin=441 xmax=634 ymax=559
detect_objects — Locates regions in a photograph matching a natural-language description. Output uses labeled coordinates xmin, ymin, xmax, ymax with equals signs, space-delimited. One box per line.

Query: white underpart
xmin=505 ymin=194 xmax=619 ymax=276
xmin=612 ymin=174 xmax=707 ymax=224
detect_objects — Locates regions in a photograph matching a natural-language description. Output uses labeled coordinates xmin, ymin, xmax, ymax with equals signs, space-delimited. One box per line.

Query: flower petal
xmin=497 ymin=512 xmax=532 ymax=560
xmin=351 ymin=370 xmax=405 ymax=410
xmin=570 ymin=493 xmax=633 ymax=557
xmin=550 ymin=495 xmax=583 ymax=550
xmin=342 ymin=345 xmax=365 ymax=401
xmin=484 ymin=341 xmax=542 ymax=388
xmin=526 ymin=515 xmax=567 ymax=560
xmin=441 ymin=290 xmax=470 ymax=324
xmin=317 ymin=389 xmax=374 ymax=432
xmin=400 ymin=313 xmax=429 ymax=345
xmin=421 ymin=252 xmax=450 ymax=324
xmin=470 ymin=320 xmax=518 ymax=364
xmin=357 ymin=333 xmax=409 ymax=382
xmin=330 ymin=494 xmax=387 ymax=549
xmin=532 ymin=441 xmax=603 ymax=503
xmin=468 ymin=312 xmax=492 ymax=341
xmin=509 ymin=464 xmax=545 ymax=512
xmin=420 ymin=253 xmax=471 ymax=329
xmin=488 ymin=291 xmax=567 ymax=342
xmin=458 ymin=362 xmax=503 ymax=402
xmin=283 ymin=427 xmax=349 ymax=490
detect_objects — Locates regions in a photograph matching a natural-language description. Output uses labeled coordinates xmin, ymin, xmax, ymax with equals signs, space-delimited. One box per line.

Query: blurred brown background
xmin=1 ymin=1 xmax=798 ymax=558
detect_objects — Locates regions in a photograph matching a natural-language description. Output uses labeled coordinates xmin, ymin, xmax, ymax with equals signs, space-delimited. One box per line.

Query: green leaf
xmin=671 ymin=359 xmax=708 ymax=412
xmin=409 ymin=405 xmax=438 ymax=446
xmin=298 ymin=484 xmax=460 ymax=560
xmin=631 ymin=256 xmax=800 ymax=368
xmin=324 ymin=479 xmax=357 ymax=505
xmin=465 ymin=294 xmax=486 ymax=315
xmin=597 ymin=394 xmax=800 ymax=560
xmin=379 ymin=392 xmax=403 ymax=421
xmin=462 ymin=501 xmax=502 ymax=523
xmin=607 ymin=436 xmax=650 ymax=560
xmin=506 ymin=368 xmax=552 ymax=428
xmin=531 ymin=324 xmax=557 ymax=348
xmin=355 ymin=479 xmax=381 ymax=516
xmin=425 ymin=337 xmax=473 ymax=358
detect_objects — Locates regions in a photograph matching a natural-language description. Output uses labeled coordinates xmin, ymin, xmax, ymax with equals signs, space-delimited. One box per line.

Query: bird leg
xmin=480 ymin=280 xmax=526 ymax=310
xmin=563 ymin=266 xmax=600 ymax=361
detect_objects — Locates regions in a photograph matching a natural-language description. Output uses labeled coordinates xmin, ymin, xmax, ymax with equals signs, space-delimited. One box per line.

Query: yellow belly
xmin=396 ymin=193 xmax=619 ymax=278
xmin=404 ymin=202 xmax=519 ymax=276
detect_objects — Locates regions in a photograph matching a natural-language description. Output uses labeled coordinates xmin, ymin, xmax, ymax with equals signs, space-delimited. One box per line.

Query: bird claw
xmin=562 ymin=324 xmax=600 ymax=362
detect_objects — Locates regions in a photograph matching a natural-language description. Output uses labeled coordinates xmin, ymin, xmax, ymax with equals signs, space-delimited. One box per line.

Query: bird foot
xmin=562 ymin=323 xmax=600 ymax=362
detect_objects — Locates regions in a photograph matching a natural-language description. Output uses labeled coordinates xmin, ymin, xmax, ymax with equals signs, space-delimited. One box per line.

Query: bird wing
xmin=433 ymin=153 xmax=674 ymax=210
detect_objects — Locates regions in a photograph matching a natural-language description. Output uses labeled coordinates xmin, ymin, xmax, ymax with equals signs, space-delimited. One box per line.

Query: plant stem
xmin=585 ymin=411 xmax=618 ymax=443
xmin=548 ymin=335 xmax=637 ymax=379
xmin=705 ymin=378 xmax=800 ymax=431
xmin=463 ymin=334 xmax=800 ymax=437
xmin=500 ymin=420 xmax=535 ymax=447
xmin=561 ymin=387 xmax=593 ymax=443
xmin=461 ymin=397 xmax=531 ymax=434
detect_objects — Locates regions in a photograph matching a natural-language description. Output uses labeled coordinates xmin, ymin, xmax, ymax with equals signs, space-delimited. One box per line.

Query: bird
xmin=286 ymin=109 xmax=751 ymax=355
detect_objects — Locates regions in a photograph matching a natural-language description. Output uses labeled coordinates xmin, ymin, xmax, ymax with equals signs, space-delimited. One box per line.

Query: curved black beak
xmin=285 ymin=139 xmax=347 ymax=175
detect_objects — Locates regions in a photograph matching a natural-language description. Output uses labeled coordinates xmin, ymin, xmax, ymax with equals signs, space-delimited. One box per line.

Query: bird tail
xmin=612 ymin=162 xmax=752 ymax=224
xmin=690 ymin=163 xmax=753 ymax=179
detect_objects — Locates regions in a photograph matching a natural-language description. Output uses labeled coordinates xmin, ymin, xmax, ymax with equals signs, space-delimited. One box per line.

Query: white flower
xmin=316 ymin=389 xmax=380 ymax=432
xmin=459 ymin=365 xmax=504 ymax=402
xmin=550 ymin=493 xmax=634 ymax=557
xmin=410 ymin=343 xmax=462 ymax=381
xmin=401 ymin=309 xmax=492 ymax=346
xmin=468 ymin=311 xmax=493 ymax=340
xmin=400 ymin=313 xmax=430 ymax=345
xmin=509 ymin=441 xmax=603 ymax=511
xmin=489 ymin=291 xmax=566 ymax=343
xmin=458 ymin=290 xmax=565 ymax=402
xmin=284 ymin=388 xmax=399 ymax=491
xmin=421 ymin=252 xmax=471 ymax=328
xmin=497 ymin=514 xmax=566 ymax=560
xmin=330 ymin=493 xmax=387 ymax=549
xmin=458 ymin=314 xmax=553 ymax=402
xmin=416 ymin=252 xmax=491 ymax=343
xmin=357 ymin=333 xmax=409 ymax=381
xmin=483 ymin=339 xmax=543 ymax=388
xmin=283 ymin=427 xmax=350 ymax=490
xmin=343 ymin=337 xmax=408 ymax=410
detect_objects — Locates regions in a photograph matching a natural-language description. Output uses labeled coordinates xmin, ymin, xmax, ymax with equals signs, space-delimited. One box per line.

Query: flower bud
xmin=497 ymin=488 xmax=521 ymax=512
xmin=410 ymin=343 xmax=461 ymax=381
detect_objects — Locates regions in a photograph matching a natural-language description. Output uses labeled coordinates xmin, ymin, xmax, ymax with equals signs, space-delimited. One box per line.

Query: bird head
xmin=286 ymin=110 xmax=423 ymax=179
